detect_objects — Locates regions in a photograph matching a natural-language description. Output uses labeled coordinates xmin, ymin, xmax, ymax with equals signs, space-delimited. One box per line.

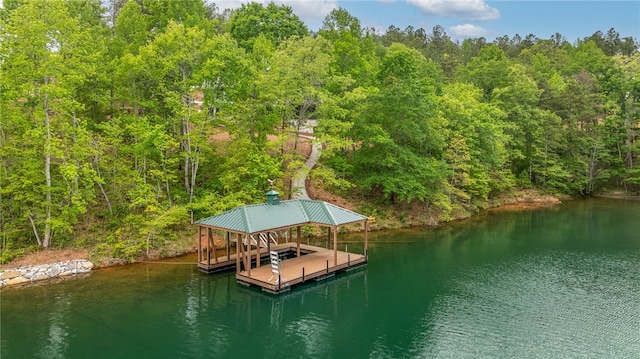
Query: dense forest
xmin=1 ymin=0 xmax=638 ymax=263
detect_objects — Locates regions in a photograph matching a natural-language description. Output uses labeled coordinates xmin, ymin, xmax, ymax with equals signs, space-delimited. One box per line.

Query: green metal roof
xmin=195 ymin=199 xmax=368 ymax=234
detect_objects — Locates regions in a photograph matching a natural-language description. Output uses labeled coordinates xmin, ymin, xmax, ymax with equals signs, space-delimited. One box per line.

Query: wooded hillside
xmin=1 ymin=0 xmax=638 ymax=262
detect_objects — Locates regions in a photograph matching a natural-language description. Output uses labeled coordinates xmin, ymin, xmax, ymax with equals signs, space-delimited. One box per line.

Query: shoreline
xmin=0 ymin=189 xmax=589 ymax=288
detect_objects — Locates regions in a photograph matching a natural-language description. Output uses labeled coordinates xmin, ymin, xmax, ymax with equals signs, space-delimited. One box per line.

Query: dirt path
xmin=293 ymin=121 xmax=321 ymax=199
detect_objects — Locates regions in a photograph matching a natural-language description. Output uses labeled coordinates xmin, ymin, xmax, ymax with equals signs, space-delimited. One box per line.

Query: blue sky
xmin=1 ymin=0 xmax=635 ymax=43
xmin=215 ymin=0 xmax=640 ymax=43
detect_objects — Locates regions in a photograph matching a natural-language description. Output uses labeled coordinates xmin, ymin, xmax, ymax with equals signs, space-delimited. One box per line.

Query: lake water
xmin=2 ymin=198 xmax=640 ymax=358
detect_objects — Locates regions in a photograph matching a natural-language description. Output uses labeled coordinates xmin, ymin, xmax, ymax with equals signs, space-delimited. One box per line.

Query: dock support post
xmin=236 ymin=233 xmax=241 ymax=273
xmin=247 ymin=237 xmax=251 ymax=276
xmin=333 ymin=226 xmax=338 ymax=266
xmin=296 ymin=226 xmax=301 ymax=257
xmin=226 ymin=232 xmax=231 ymax=261
xmin=198 ymin=226 xmax=202 ymax=263
xmin=209 ymin=228 xmax=218 ymax=264
xmin=207 ymin=228 xmax=211 ymax=266
xmin=267 ymin=233 xmax=271 ymax=259
xmin=256 ymin=234 xmax=261 ymax=268
xmin=364 ymin=221 xmax=369 ymax=260
xmin=302 ymin=267 xmax=305 ymax=282
xmin=327 ymin=228 xmax=331 ymax=249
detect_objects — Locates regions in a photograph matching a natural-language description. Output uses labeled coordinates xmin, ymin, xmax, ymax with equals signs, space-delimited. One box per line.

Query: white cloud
xmin=406 ymin=0 xmax=500 ymax=21
xmin=280 ymin=0 xmax=338 ymax=26
xmin=210 ymin=0 xmax=245 ymax=12
xmin=214 ymin=0 xmax=338 ymax=29
xmin=449 ymin=23 xmax=496 ymax=38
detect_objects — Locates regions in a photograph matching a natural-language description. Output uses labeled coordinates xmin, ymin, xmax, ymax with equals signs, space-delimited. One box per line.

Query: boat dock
xmin=198 ymin=242 xmax=366 ymax=293
xmin=195 ymin=190 xmax=370 ymax=294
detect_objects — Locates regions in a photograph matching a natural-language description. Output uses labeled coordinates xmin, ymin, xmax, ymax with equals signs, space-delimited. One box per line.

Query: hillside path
xmin=293 ymin=121 xmax=321 ymax=199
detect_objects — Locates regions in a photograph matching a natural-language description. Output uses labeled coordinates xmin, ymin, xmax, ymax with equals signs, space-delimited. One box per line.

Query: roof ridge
xmin=324 ymin=201 xmax=363 ymax=215
xmin=299 ymin=201 xmax=311 ymax=222
xmin=320 ymin=201 xmax=338 ymax=226
xmin=241 ymin=206 xmax=252 ymax=233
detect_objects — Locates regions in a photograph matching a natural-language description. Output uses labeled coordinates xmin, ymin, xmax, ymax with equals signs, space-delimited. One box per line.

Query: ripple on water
xmin=415 ymin=250 xmax=640 ymax=358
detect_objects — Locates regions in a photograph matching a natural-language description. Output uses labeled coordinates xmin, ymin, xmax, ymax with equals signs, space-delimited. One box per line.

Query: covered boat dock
xmin=195 ymin=190 xmax=370 ymax=293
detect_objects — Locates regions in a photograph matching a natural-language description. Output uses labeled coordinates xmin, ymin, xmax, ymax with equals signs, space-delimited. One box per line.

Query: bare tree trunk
xmin=163 ymin=154 xmax=172 ymax=208
xmin=95 ymin=172 xmax=113 ymax=215
xmin=182 ymin=95 xmax=196 ymax=223
xmin=183 ymin=116 xmax=191 ymax=194
xmin=28 ymin=213 xmax=42 ymax=247
xmin=43 ymin=94 xmax=52 ymax=248
xmin=91 ymin=140 xmax=113 ymax=215
xmin=626 ymin=112 xmax=633 ymax=169
xmin=588 ymin=145 xmax=599 ymax=194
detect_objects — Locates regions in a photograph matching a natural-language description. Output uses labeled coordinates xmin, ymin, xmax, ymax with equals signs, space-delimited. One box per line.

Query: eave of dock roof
xmin=195 ymin=199 xmax=368 ymax=234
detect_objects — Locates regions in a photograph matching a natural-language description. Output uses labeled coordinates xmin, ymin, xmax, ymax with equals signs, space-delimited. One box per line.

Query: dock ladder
xmin=268 ymin=251 xmax=281 ymax=285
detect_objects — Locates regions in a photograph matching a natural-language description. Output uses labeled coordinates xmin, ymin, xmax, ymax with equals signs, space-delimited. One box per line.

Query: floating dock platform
xmin=198 ymin=242 xmax=366 ymax=293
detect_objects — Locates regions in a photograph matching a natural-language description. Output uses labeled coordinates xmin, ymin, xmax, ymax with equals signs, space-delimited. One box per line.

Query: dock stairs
xmin=242 ymin=232 xmax=278 ymax=248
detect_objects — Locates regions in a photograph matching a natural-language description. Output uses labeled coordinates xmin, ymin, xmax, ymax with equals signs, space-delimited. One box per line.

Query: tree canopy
xmin=1 ymin=1 xmax=638 ymax=262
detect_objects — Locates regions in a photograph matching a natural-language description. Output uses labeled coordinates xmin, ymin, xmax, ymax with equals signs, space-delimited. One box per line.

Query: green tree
xmin=458 ymin=44 xmax=511 ymax=97
xmin=111 ymin=0 xmax=150 ymax=57
xmin=491 ymin=64 xmax=570 ymax=191
xmin=142 ymin=0 xmax=215 ymax=35
xmin=424 ymin=25 xmax=461 ymax=80
xmin=439 ymin=83 xmax=511 ymax=207
xmin=1 ymin=0 xmax=101 ymax=248
xmin=352 ymin=44 xmax=447 ymax=204
xmin=228 ymin=2 xmax=308 ymax=51
xmin=319 ymin=8 xmax=378 ymax=85
xmin=137 ymin=21 xmax=218 ymax=219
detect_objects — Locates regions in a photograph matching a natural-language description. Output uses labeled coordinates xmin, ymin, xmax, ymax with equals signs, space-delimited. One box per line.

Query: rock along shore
xmin=0 ymin=259 xmax=94 ymax=288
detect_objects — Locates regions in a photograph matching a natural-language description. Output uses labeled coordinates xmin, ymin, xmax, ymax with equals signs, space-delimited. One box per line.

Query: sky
xmin=0 ymin=0 xmax=637 ymax=43
xmin=213 ymin=0 xmax=640 ymax=43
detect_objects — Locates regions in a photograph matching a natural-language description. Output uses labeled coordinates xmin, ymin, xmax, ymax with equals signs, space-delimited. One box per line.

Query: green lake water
xmin=2 ymin=198 xmax=640 ymax=358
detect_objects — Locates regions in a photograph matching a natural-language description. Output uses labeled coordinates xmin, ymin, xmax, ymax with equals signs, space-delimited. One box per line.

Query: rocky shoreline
xmin=0 ymin=190 xmax=568 ymax=289
xmin=1 ymin=259 xmax=94 ymax=288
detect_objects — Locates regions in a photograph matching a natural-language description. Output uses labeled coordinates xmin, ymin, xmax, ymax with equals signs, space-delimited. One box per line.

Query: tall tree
xmin=439 ymin=83 xmax=510 ymax=207
xmin=142 ymin=0 xmax=215 ymax=35
xmin=352 ymin=44 xmax=447 ymax=204
xmin=137 ymin=21 xmax=218 ymax=218
xmin=458 ymin=44 xmax=511 ymax=97
xmin=228 ymin=2 xmax=308 ymax=50
xmin=1 ymin=0 xmax=101 ymax=247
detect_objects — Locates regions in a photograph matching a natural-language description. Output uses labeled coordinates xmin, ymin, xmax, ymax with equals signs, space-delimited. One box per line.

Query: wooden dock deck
xmin=197 ymin=242 xmax=315 ymax=273
xmin=237 ymin=244 xmax=366 ymax=293
xmin=198 ymin=242 xmax=367 ymax=293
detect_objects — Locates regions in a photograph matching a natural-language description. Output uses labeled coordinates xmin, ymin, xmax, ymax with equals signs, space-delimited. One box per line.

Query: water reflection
xmin=286 ymin=315 xmax=331 ymax=357
xmin=181 ymin=277 xmax=202 ymax=357
xmin=38 ymin=292 xmax=72 ymax=359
